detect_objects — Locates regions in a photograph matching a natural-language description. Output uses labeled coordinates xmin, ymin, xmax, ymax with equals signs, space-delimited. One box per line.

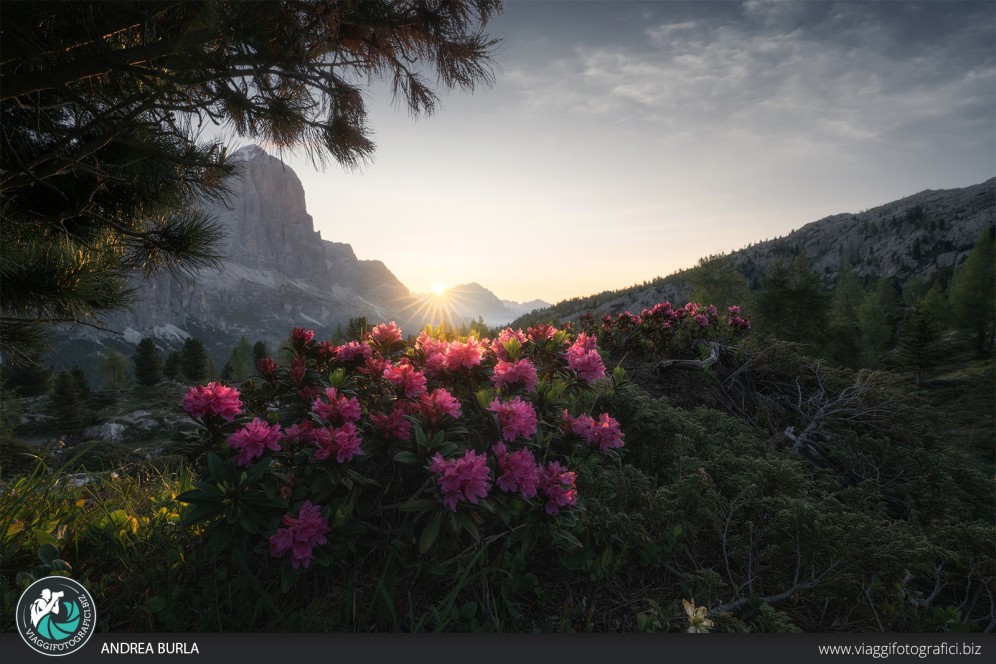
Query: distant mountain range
xmin=52 ymin=146 xmax=547 ymax=372
xmin=49 ymin=144 xmax=992 ymax=374
xmin=511 ymin=177 xmax=996 ymax=326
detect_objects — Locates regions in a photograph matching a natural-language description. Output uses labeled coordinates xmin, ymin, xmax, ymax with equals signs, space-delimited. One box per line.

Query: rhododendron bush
xmin=178 ymin=321 xmax=626 ymax=591
xmin=581 ymin=301 xmax=751 ymax=358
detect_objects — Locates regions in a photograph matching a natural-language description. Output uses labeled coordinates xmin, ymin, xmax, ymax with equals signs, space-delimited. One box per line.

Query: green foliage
xmin=100 ymin=348 xmax=132 ymax=390
xmin=47 ymin=371 xmax=87 ymax=435
xmin=753 ymin=256 xmax=828 ymax=347
xmin=133 ymin=338 xmax=164 ymax=386
xmin=70 ymin=365 xmax=91 ymax=398
xmin=179 ymin=338 xmax=209 ymax=384
xmin=1 ymin=353 xmax=53 ymax=397
xmin=164 ymin=351 xmax=182 ymax=380
xmin=948 ymin=231 xmax=995 ymax=355
xmin=252 ymin=341 xmax=272 ymax=365
xmin=221 ymin=336 xmax=254 ymax=382
xmin=896 ymin=302 xmax=942 ymax=385
xmin=686 ymin=254 xmax=749 ymax=310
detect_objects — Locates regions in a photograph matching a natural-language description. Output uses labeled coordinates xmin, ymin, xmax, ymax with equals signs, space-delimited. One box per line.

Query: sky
xmin=236 ymin=0 xmax=995 ymax=304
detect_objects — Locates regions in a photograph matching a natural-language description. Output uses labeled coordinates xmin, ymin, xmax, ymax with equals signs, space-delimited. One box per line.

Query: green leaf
xmin=419 ymin=513 xmax=443 ymax=554
xmin=143 ymin=597 xmax=168 ymax=614
xmin=397 ymin=498 xmax=438 ymax=512
xmin=206 ymin=452 xmax=223 ymax=480
xmin=37 ymin=543 xmax=59 ymax=563
xmin=393 ymin=451 xmax=420 ymax=465
xmin=239 ymin=509 xmax=259 ymax=534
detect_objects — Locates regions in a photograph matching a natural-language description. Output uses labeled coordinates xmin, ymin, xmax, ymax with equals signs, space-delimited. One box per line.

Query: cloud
xmin=499 ymin=1 xmax=994 ymax=161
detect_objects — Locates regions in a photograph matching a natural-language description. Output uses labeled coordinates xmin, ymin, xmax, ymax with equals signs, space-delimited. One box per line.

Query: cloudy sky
xmin=252 ymin=0 xmax=995 ymax=304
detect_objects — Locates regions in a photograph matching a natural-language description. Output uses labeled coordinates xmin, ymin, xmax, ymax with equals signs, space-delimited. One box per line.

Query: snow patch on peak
xmin=153 ymin=324 xmax=191 ymax=343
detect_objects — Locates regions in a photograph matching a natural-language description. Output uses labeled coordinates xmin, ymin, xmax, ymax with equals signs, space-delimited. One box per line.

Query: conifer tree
xmin=252 ymin=341 xmax=272 ymax=365
xmin=948 ymin=231 xmax=995 ymax=355
xmin=897 ymin=301 xmax=941 ymax=386
xmin=133 ymin=338 xmax=164 ymax=386
xmin=0 ymin=352 xmax=53 ymax=397
xmin=70 ymin=365 xmax=92 ymax=398
xmin=180 ymin=339 xmax=210 ymax=383
xmin=164 ymin=351 xmax=183 ymax=381
xmin=223 ymin=336 xmax=254 ymax=383
xmin=101 ymin=348 xmax=131 ymax=390
xmin=687 ymin=254 xmax=749 ymax=310
xmin=48 ymin=371 xmax=86 ymax=435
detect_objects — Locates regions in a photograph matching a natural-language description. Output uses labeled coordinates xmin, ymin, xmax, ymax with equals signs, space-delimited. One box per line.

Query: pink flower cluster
xmin=268 ymin=501 xmax=330 ymax=569
xmin=491 ymin=358 xmax=538 ymax=392
xmin=383 ymin=361 xmax=428 ymax=398
xmin=488 ymin=397 xmax=538 ymax=441
xmin=227 ymin=417 xmax=283 ymax=466
xmin=335 ymin=341 xmax=373 ymax=363
xmin=492 ymin=443 xmax=539 ymax=499
xmin=727 ymin=305 xmax=751 ymax=329
xmin=430 ymin=450 xmax=492 ymax=511
xmin=491 ymin=328 xmax=527 ymax=361
xmin=312 ymin=387 xmax=362 ymax=425
xmin=291 ymin=327 xmax=315 ymax=350
xmin=565 ymin=334 xmax=606 ymax=383
xmin=313 ymin=422 xmax=363 ymax=463
xmin=563 ymin=410 xmax=625 ymax=451
xmin=369 ymin=322 xmax=404 ymax=349
xmin=418 ymin=388 xmax=462 ymax=426
xmin=443 ymin=337 xmax=486 ymax=370
xmin=182 ymin=382 xmax=243 ymax=421
xmin=257 ymin=357 xmax=278 ymax=376
xmin=538 ymin=461 xmax=577 ymax=515
xmin=370 ymin=403 xmax=412 ymax=442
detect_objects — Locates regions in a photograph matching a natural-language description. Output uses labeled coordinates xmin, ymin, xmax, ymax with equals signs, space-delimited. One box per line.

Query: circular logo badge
xmin=16 ymin=576 xmax=96 ymax=656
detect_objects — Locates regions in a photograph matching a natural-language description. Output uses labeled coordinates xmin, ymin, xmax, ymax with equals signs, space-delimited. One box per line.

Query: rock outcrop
xmin=58 ymin=145 xmax=413 ymax=367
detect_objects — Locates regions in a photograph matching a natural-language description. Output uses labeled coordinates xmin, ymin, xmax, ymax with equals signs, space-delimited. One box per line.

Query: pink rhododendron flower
xmin=444 ymin=337 xmax=485 ymax=371
xmin=370 ymin=404 xmax=412 ymax=441
xmin=538 ymin=461 xmax=578 ymax=515
xmin=313 ymin=422 xmax=363 ymax=463
xmin=383 ymin=361 xmax=428 ymax=398
xmin=256 ymin=357 xmax=278 ymax=376
xmin=284 ymin=420 xmax=317 ymax=445
xmin=227 ymin=418 xmax=282 ymax=467
xmin=488 ymin=396 xmax=538 ymax=442
xmin=491 ymin=358 xmax=538 ymax=392
xmin=312 ymin=387 xmax=362 ymax=425
xmin=289 ymin=358 xmax=306 ymax=385
xmin=526 ymin=323 xmax=557 ymax=343
xmin=491 ymin=328 xmax=528 ymax=361
xmin=291 ymin=327 xmax=315 ymax=349
xmin=182 ymin=382 xmax=243 ymax=421
xmin=588 ymin=413 xmax=625 ymax=451
xmin=571 ymin=333 xmax=598 ymax=354
xmin=562 ymin=410 xmax=625 ymax=452
xmin=268 ymin=500 xmax=330 ymax=570
xmin=335 ymin=341 xmax=373 ymax=363
xmin=565 ymin=346 xmax=606 ymax=383
xmin=693 ymin=314 xmax=709 ymax=327
xmin=360 ymin=356 xmax=390 ymax=377
xmin=317 ymin=341 xmax=337 ymax=360
xmin=369 ymin=321 xmax=404 ymax=348
xmin=492 ymin=442 xmax=539 ymax=498
xmin=418 ymin=388 xmax=462 ymax=426
xmin=430 ymin=450 xmax=492 ymax=511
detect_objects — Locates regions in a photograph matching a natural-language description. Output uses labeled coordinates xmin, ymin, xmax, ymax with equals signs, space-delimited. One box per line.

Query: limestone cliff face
xmin=63 ymin=145 xmax=412 ymax=365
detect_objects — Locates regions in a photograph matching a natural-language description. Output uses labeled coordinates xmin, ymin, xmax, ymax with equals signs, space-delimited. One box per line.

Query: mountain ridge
xmin=511 ymin=177 xmax=996 ymax=326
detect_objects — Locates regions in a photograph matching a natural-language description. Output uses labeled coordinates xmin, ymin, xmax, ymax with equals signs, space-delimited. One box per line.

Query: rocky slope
xmin=512 ymin=178 xmax=995 ymax=326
